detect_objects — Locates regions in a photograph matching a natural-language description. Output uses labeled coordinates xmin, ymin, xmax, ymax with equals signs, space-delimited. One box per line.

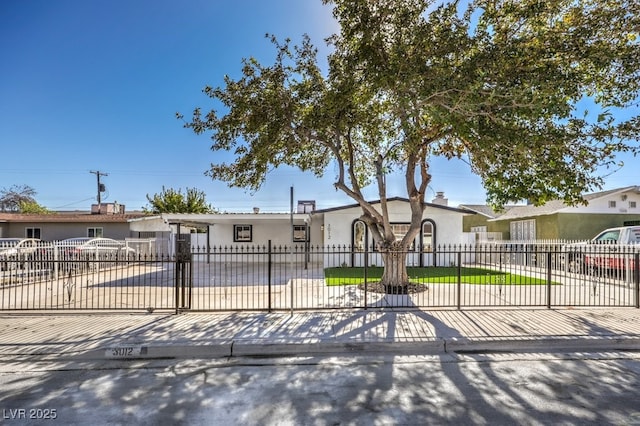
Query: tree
xmin=0 ymin=185 xmax=41 ymax=212
xmin=144 ymin=187 xmax=216 ymax=214
xmin=18 ymin=200 xmax=52 ymax=214
xmin=179 ymin=0 xmax=640 ymax=290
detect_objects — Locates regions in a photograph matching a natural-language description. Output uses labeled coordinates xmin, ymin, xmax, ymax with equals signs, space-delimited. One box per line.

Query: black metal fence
xmin=1 ymin=242 xmax=639 ymax=312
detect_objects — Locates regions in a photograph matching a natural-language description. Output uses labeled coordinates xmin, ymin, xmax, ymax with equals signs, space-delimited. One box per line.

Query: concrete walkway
xmin=1 ymin=307 xmax=640 ymax=362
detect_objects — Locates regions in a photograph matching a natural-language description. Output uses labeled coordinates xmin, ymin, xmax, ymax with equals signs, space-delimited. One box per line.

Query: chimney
xmin=431 ymin=192 xmax=448 ymax=206
xmin=297 ymin=200 xmax=316 ymax=213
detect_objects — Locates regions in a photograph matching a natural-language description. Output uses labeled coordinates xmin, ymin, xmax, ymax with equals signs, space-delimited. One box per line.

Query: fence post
xmin=181 ymin=252 xmax=187 ymax=311
xmin=268 ymin=240 xmax=272 ymax=313
xmin=546 ymin=252 xmax=552 ymax=309
xmin=174 ymin=254 xmax=180 ymax=315
xmin=364 ymin=243 xmax=368 ymax=310
xmin=635 ymin=253 xmax=639 ymax=309
xmin=457 ymin=251 xmax=462 ymax=310
xmin=187 ymin=254 xmax=193 ymax=310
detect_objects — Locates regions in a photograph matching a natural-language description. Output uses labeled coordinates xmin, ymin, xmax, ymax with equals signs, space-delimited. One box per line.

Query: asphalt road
xmin=1 ymin=352 xmax=640 ymax=425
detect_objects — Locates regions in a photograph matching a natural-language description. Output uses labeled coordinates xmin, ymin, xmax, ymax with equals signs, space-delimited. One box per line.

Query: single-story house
xmin=128 ymin=210 xmax=315 ymax=255
xmin=1 ymin=196 xmax=475 ymax=266
xmin=129 ymin=194 xmax=474 ymax=266
xmin=461 ymin=185 xmax=640 ymax=241
xmin=0 ymin=204 xmax=146 ymax=241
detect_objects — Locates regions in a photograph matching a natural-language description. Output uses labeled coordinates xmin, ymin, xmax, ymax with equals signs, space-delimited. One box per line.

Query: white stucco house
xmin=312 ymin=196 xmax=472 ymax=267
xmin=128 ymin=210 xmax=314 ymax=253
xmin=128 ymin=195 xmax=474 ymax=266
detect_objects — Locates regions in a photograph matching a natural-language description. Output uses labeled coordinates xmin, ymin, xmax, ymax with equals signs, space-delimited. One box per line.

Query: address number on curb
xmin=105 ymin=345 xmax=146 ymax=358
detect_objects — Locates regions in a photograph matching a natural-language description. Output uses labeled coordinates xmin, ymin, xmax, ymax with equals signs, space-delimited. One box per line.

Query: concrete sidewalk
xmin=1 ymin=308 xmax=640 ymax=362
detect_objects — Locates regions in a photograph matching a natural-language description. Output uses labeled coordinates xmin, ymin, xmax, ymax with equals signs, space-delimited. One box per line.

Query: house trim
xmin=313 ymin=196 xmax=471 ymax=214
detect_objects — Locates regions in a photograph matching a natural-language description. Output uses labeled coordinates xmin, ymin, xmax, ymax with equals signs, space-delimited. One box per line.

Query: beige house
xmin=0 ymin=204 xmax=146 ymax=241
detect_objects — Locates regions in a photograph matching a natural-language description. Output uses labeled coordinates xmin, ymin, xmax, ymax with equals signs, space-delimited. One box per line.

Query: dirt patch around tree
xmin=358 ymin=281 xmax=429 ymax=295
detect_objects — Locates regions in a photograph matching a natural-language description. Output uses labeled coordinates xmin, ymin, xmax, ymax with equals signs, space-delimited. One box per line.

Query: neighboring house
xmin=459 ymin=204 xmax=516 ymax=242
xmin=461 ymin=186 xmax=640 ymax=241
xmin=0 ymin=203 xmax=145 ymax=241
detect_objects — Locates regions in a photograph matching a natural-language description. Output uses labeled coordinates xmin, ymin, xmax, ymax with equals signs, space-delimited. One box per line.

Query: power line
xmin=52 ymin=197 xmax=96 ymax=210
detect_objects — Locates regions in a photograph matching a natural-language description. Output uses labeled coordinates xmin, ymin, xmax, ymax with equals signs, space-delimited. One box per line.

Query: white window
xmin=609 ymin=200 xmax=617 ymax=208
xmin=353 ymin=221 xmax=366 ymax=252
xmin=630 ymin=201 xmax=637 ymax=209
xmin=88 ymin=227 xmax=103 ymax=237
xmin=422 ymin=222 xmax=434 ymax=251
xmin=390 ymin=223 xmax=415 ymax=250
xmin=391 ymin=223 xmax=410 ymax=241
xmin=510 ymin=219 xmax=536 ymax=240
xmin=233 ymin=225 xmax=252 ymax=242
xmin=25 ymin=227 xmax=41 ymax=239
xmin=293 ymin=224 xmax=308 ymax=242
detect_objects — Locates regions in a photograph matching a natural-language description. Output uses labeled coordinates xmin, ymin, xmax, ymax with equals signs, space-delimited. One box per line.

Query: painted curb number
xmin=105 ymin=345 xmax=146 ymax=358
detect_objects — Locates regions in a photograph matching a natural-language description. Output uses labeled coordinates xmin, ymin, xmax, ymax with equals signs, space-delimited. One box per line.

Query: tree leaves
xmin=180 ymin=0 xmax=639 ymax=218
xmin=144 ymin=187 xmax=216 ymax=214
xmin=0 ymin=185 xmax=39 ymax=212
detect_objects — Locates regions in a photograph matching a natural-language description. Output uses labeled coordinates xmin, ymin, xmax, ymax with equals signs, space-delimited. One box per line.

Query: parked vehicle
xmin=563 ymin=226 xmax=640 ymax=274
xmin=0 ymin=238 xmax=42 ymax=271
xmin=56 ymin=237 xmax=137 ymax=258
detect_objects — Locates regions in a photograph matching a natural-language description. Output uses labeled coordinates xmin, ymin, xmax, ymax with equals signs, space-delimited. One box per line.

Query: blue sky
xmin=1 ymin=1 xmax=636 ymax=213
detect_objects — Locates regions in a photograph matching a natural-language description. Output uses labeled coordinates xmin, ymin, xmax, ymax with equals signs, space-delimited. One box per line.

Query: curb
xmin=230 ymin=339 xmax=445 ymax=357
xmin=66 ymin=336 xmax=640 ymax=361
xmin=446 ymin=336 xmax=640 ymax=354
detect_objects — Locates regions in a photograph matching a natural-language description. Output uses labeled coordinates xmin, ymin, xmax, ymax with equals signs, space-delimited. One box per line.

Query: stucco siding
xmin=533 ymin=215 xmax=559 ymax=239
xmin=462 ymin=214 xmax=490 ymax=232
xmin=557 ymin=213 xmax=640 ymax=240
xmin=322 ymin=201 xmax=466 ymax=247
xmin=1 ymin=221 xmax=132 ymax=241
xmin=492 ymin=212 xmax=640 ymax=240
xmin=563 ymin=191 xmax=640 ymax=214
xmin=208 ymin=219 xmax=311 ymax=247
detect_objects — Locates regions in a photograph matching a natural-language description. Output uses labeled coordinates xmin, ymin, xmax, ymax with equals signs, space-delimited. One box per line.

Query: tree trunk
xmin=379 ymin=243 xmax=410 ymax=294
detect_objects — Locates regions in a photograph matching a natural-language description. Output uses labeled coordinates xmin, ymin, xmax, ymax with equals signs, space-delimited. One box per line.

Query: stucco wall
xmin=493 ymin=212 xmax=640 ymax=240
xmin=557 ymin=213 xmax=640 ymax=240
xmin=322 ymin=201 xmax=466 ymax=247
xmin=208 ymin=218 xmax=315 ymax=247
xmin=1 ymin=221 xmax=132 ymax=241
xmin=462 ymin=213 xmax=489 ymax=232
xmin=563 ymin=191 xmax=640 ymax=214
xmin=318 ymin=201 xmax=468 ymax=267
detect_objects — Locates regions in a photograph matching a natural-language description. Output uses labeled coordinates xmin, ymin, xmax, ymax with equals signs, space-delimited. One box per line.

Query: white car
xmin=0 ymin=238 xmax=43 ymax=270
xmin=0 ymin=238 xmax=42 ymax=257
xmin=57 ymin=237 xmax=136 ymax=258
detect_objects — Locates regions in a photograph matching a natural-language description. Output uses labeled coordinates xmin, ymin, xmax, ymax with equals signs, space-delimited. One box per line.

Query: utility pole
xmin=90 ymin=170 xmax=108 ymax=213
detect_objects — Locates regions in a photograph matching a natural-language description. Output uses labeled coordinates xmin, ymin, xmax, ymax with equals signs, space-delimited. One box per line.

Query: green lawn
xmin=324 ymin=266 xmax=556 ymax=286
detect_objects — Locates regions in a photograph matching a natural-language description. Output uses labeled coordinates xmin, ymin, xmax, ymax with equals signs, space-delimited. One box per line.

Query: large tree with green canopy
xmin=179 ymin=0 xmax=640 ymax=291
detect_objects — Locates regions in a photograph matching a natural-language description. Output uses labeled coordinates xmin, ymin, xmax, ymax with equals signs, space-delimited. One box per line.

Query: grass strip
xmin=324 ymin=266 xmax=556 ymax=286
